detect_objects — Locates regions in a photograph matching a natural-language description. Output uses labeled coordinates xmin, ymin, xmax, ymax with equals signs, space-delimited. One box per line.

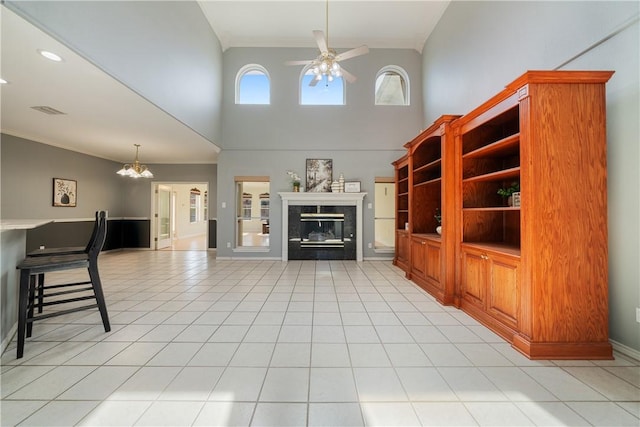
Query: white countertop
xmin=0 ymin=219 xmax=53 ymax=231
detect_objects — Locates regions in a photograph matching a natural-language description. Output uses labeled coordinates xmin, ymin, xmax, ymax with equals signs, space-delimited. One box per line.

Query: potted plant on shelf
xmin=434 ymin=208 xmax=442 ymax=235
xmin=498 ymin=182 xmax=520 ymax=206
xmin=287 ymin=170 xmax=301 ymax=192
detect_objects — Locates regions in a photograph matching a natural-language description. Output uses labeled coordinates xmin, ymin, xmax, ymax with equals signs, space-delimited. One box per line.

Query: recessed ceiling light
xmin=38 ymin=49 xmax=63 ymax=62
xmin=0 ymin=78 xmax=7 ymax=84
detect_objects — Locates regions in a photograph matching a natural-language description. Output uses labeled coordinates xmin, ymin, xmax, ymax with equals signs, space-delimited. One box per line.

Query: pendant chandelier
xmin=116 ymin=144 xmax=154 ymax=178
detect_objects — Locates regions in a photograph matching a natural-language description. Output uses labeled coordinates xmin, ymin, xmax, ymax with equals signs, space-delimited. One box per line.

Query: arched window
xmin=236 ymin=64 xmax=270 ymax=104
xmin=300 ymin=66 xmax=345 ymax=105
xmin=375 ymin=66 xmax=409 ymax=106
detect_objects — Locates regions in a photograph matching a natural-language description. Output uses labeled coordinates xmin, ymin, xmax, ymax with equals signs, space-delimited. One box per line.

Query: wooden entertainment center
xmin=393 ymin=70 xmax=614 ymax=359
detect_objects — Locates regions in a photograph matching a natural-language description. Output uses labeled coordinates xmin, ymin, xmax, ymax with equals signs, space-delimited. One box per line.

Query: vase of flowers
xmin=287 ymin=171 xmax=301 ymax=192
xmin=434 ymin=208 xmax=442 ymax=235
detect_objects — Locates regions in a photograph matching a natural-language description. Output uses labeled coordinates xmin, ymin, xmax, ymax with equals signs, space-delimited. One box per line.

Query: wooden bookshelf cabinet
xmin=394 ymin=70 xmax=614 ymax=359
xmin=403 ymin=115 xmax=459 ymax=303
xmin=455 ymin=70 xmax=614 ymax=359
xmin=392 ymin=155 xmax=410 ymax=271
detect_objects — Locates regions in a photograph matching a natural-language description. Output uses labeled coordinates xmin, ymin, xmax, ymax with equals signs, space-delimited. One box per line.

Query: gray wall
xmin=422 ymin=1 xmax=640 ymax=353
xmin=222 ymin=47 xmax=424 ymax=150
xmin=216 ymin=47 xmax=423 ymax=259
xmin=216 ymin=149 xmax=403 ymax=259
xmin=5 ymin=0 xmax=224 ymax=145
xmin=1 ymin=134 xmax=125 ymax=219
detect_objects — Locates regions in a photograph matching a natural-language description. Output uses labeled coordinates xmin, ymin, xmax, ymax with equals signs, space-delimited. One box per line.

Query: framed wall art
xmin=53 ymin=178 xmax=77 ymax=207
xmin=306 ymin=159 xmax=333 ymax=192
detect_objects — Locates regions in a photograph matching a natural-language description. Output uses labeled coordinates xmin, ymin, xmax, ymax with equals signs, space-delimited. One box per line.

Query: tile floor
xmin=1 ymin=251 xmax=638 ymax=426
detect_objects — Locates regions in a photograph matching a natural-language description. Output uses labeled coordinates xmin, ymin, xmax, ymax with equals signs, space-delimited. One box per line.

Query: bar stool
xmin=15 ymin=211 xmax=110 ymax=358
xmin=27 ymin=211 xmax=101 ymax=314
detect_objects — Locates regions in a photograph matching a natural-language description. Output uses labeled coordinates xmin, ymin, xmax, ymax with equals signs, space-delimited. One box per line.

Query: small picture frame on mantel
xmin=344 ymin=181 xmax=361 ymax=193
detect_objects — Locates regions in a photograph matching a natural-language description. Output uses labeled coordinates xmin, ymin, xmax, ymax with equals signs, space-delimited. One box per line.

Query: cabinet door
xmin=460 ymin=248 xmax=486 ymax=307
xmin=425 ymin=241 xmax=441 ymax=286
xmin=487 ymin=253 xmax=519 ymax=328
xmin=396 ymin=231 xmax=410 ymax=265
xmin=411 ymin=238 xmax=426 ymax=278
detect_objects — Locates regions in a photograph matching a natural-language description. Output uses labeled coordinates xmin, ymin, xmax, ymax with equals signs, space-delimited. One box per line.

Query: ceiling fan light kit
xmin=286 ymin=0 xmax=369 ymax=86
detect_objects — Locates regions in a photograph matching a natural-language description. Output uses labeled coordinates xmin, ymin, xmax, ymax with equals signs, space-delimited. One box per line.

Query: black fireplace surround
xmin=288 ymin=205 xmax=356 ymax=260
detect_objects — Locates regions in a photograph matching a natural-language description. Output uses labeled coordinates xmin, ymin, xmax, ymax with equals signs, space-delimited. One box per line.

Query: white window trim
xmin=235 ymin=63 xmax=271 ymax=104
xmin=299 ymin=65 xmax=346 ymax=106
xmin=375 ymin=65 xmax=410 ymax=106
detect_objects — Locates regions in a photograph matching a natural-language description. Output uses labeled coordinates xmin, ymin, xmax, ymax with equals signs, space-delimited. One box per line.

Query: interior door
xmin=156 ymin=184 xmax=172 ymax=249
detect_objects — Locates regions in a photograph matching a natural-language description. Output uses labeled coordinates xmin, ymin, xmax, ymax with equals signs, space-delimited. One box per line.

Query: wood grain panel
xmin=527 ymin=82 xmax=609 ymax=343
xmin=488 ymin=253 xmax=519 ymax=328
xmin=461 ymin=248 xmax=486 ymax=307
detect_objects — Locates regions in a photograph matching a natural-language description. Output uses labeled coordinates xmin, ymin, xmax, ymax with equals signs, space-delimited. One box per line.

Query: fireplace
xmin=288 ymin=205 xmax=356 ymax=260
xmin=279 ymin=192 xmax=366 ymax=261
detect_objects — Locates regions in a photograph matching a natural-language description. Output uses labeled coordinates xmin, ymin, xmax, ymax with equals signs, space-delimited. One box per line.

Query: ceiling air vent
xmin=30 ymin=106 xmax=66 ymax=115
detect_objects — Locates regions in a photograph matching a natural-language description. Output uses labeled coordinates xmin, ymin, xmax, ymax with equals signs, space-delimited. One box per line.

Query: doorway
xmin=152 ymin=182 xmax=209 ymax=251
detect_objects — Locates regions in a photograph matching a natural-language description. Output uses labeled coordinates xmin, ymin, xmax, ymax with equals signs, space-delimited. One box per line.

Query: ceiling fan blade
xmin=340 ymin=67 xmax=357 ymax=83
xmin=313 ymin=30 xmax=328 ymax=53
xmin=285 ymin=60 xmax=314 ymax=66
xmin=309 ymin=76 xmax=321 ymax=87
xmin=335 ymin=45 xmax=369 ymax=62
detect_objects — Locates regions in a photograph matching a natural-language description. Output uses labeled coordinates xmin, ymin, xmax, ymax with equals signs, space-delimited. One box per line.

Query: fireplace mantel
xmin=279 ymin=192 xmax=367 ymax=261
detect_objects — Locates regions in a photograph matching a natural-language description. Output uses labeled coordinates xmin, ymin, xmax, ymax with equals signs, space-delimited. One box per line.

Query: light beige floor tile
xmin=360 ymin=402 xmax=420 ymax=426
xmin=251 ymin=402 xmax=307 ymax=426
xmin=396 ymin=367 xmax=458 ymax=401
xmin=158 ymin=366 xmax=224 ymax=400
xmin=562 ymin=366 xmax=640 ymax=401
xmin=309 ymin=402 xmax=364 ymax=426
xmin=353 ymin=368 xmax=407 ymax=402
xmin=109 ymin=366 xmax=181 ymax=400
xmin=192 ymin=401 xmax=255 ymax=426
xmin=464 ymin=402 xmax=534 ymax=426
xmin=259 ymin=367 xmax=309 ymax=402
xmin=8 ymin=366 xmax=95 ymax=400
xmin=0 ymin=400 xmax=48 ymax=426
xmin=566 ymin=401 xmax=640 ymax=427
xmin=134 ymin=400 xmax=204 ymax=426
xmin=78 ymin=400 xmax=152 ymax=426
xmin=349 ymin=343 xmax=392 ymax=367
xmin=515 ymin=402 xmax=589 ymax=426
xmin=412 ymin=402 xmax=478 ymax=426
xmin=270 ymin=343 xmax=311 ymax=367
xmin=229 ymin=343 xmax=275 ymax=367
xmin=17 ymin=401 xmax=99 ymax=427
xmin=309 ymin=367 xmax=358 ymax=402
xmin=210 ymin=367 xmax=267 ymax=401
xmin=438 ymin=367 xmax=508 ymax=401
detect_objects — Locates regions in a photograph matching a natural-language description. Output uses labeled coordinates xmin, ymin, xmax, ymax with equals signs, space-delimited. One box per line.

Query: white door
xmin=156 ymin=184 xmax=172 ymax=249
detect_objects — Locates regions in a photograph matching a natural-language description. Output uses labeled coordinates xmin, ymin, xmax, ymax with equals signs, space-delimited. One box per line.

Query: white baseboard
xmin=611 ymin=339 xmax=640 ymax=362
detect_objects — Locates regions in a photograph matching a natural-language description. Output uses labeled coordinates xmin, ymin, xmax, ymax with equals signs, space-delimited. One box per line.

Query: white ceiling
xmin=0 ymin=1 xmax=449 ymax=165
xmin=0 ymin=6 xmax=220 ymax=165
xmin=199 ymin=1 xmax=450 ymax=52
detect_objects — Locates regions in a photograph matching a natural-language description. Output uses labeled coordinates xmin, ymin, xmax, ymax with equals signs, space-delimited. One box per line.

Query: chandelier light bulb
xmin=327 ymin=74 xmax=334 ymax=82
xmin=320 ymin=61 xmax=328 ymax=72
xmin=332 ymin=62 xmax=340 ymax=72
xmin=117 ymin=144 xmax=153 ymax=179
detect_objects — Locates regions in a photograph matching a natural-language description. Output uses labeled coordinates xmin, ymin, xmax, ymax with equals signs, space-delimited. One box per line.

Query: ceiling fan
xmin=285 ymin=0 xmax=369 ymax=86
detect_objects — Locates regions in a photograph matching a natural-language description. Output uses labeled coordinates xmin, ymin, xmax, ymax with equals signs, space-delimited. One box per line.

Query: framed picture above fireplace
xmin=306 ymin=159 xmax=333 ymax=192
